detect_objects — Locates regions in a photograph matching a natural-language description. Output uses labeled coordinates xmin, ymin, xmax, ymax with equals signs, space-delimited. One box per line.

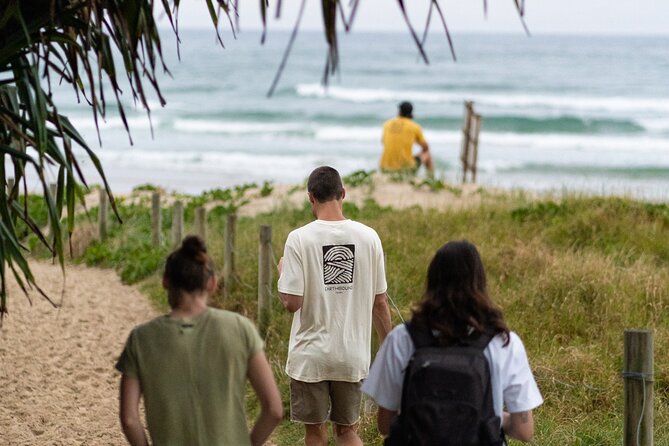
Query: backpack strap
xmin=404 ymin=320 xmax=436 ymax=349
xmin=398 ymin=320 xmax=433 ymax=422
xmin=462 ymin=331 xmax=494 ymax=350
xmin=405 ymin=320 xmax=495 ymax=351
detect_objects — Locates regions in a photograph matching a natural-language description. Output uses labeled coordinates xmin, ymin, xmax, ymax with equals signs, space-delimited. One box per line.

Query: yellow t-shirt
xmin=380 ymin=117 xmax=426 ymax=170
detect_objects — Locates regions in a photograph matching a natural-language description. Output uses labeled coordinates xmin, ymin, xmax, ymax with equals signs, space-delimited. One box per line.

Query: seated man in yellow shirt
xmin=380 ymin=101 xmax=433 ymax=175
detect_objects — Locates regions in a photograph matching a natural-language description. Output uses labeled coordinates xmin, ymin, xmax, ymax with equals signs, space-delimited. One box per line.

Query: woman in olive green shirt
xmin=116 ymin=236 xmax=282 ymax=446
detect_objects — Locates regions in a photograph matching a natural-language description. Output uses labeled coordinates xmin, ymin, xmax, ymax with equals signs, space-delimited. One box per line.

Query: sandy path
xmin=0 ymin=262 xmax=157 ymax=445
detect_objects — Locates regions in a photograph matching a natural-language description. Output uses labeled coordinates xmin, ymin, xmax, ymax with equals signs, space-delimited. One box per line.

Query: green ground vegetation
xmin=35 ymin=184 xmax=669 ymax=445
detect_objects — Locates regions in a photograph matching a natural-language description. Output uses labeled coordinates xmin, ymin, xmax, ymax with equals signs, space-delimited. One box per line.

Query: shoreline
xmin=75 ymin=160 xmax=669 ymax=203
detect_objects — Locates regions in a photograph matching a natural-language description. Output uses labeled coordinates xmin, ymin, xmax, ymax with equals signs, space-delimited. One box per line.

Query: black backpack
xmin=384 ymin=321 xmax=504 ymax=446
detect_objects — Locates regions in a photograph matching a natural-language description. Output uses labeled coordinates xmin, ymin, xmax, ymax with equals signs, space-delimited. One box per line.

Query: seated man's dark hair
xmin=398 ymin=101 xmax=413 ymax=118
xmin=307 ymin=166 xmax=344 ymax=203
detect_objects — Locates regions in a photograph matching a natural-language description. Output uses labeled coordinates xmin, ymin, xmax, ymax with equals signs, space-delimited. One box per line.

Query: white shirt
xmin=361 ymin=324 xmax=543 ymax=417
xmin=278 ymin=219 xmax=387 ymax=382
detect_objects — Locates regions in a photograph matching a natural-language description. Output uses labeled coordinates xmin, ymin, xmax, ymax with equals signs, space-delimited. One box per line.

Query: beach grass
xmin=57 ymin=182 xmax=669 ymax=445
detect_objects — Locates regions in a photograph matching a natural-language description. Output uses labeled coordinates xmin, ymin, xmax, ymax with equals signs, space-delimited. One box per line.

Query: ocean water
xmin=51 ymin=30 xmax=669 ymax=199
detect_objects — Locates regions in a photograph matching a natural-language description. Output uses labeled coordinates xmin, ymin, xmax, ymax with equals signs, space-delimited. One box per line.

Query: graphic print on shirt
xmin=322 ymin=244 xmax=355 ymax=285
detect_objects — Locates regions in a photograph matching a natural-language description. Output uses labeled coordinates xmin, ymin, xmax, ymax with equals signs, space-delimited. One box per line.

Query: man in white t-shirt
xmin=278 ymin=166 xmax=392 ymax=446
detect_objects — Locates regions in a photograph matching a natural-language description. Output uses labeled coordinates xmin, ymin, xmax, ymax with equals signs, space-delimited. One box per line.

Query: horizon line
xmin=159 ymin=26 xmax=669 ymax=38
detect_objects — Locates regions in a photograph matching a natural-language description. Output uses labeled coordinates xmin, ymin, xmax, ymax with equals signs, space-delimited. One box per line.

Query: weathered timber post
xmin=223 ymin=213 xmax=237 ymax=301
xmin=470 ymin=113 xmax=482 ymax=183
xmin=460 ymin=101 xmax=474 ymax=183
xmin=195 ymin=207 xmax=207 ymax=241
xmin=258 ymin=225 xmax=272 ymax=337
xmin=460 ymin=102 xmax=482 ymax=184
xmin=623 ymin=329 xmax=654 ymax=446
xmin=151 ymin=192 xmax=161 ymax=247
xmin=172 ymin=200 xmax=184 ymax=247
xmin=7 ymin=177 xmax=15 ymax=194
xmin=98 ymin=188 xmax=108 ymax=240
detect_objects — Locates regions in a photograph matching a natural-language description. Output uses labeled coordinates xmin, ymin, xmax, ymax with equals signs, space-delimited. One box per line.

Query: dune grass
xmin=62 ymin=184 xmax=669 ymax=445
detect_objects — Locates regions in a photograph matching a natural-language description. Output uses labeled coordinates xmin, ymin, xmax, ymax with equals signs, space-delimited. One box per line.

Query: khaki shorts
xmin=290 ymin=379 xmax=362 ymax=425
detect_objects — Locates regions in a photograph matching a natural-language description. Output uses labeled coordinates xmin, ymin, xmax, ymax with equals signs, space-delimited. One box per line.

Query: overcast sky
xmin=169 ymin=0 xmax=669 ymax=35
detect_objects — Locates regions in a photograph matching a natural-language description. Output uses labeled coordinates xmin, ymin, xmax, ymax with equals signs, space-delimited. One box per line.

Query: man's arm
xmin=372 ymin=292 xmax=392 ymax=344
xmin=278 ymin=292 xmax=303 ymax=313
xmin=417 ymin=140 xmax=434 ymax=172
xmin=248 ymin=351 xmax=283 ymax=446
xmin=119 ymin=375 xmax=149 ymax=446
xmin=277 ymin=256 xmax=304 ymax=312
xmin=502 ymin=410 xmax=535 ymax=442
xmin=418 ymin=139 xmax=430 ymax=154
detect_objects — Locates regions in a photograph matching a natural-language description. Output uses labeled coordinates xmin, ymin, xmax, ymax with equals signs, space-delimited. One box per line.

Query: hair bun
xmin=181 ymin=235 xmax=207 ymax=258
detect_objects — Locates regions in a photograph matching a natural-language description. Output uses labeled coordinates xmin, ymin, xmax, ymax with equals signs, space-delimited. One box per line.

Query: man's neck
xmin=314 ymin=200 xmax=346 ymax=221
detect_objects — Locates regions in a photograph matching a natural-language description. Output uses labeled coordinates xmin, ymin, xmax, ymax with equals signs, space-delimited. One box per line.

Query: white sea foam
xmin=69 ymin=116 xmax=159 ymax=130
xmin=173 ymin=119 xmax=306 ymax=134
xmin=77 ymin=147 xmax=372 ymax=186
xmin=313 ymin=124 xmax=668 ymax=155
xmin=296 ymin=84 xmax=669 ymax=114
xmin=480 ymin=132 xmax=669 ymax=155
xmin=638 ymin=118 xmax=669 ymax=134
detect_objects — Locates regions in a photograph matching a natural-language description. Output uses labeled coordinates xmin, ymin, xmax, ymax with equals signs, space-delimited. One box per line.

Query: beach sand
xmin=0 ymin=262 xmax=156 ymax=445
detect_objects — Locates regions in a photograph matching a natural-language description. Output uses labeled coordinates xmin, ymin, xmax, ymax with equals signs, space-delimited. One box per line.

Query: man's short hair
xmin=307 ymin=166 xmax=344 ymax=203
xmin=399 ymin=101 xmax=413 ymax=118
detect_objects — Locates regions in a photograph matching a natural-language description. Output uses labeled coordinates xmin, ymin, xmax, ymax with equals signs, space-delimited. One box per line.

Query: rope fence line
xmin=621 ymin=371 xmax=653 ymax=446
xmin=623 ymin=330 xmax=653 ymax=446
xmin=386 ymin=291 xmax=405 ymax=324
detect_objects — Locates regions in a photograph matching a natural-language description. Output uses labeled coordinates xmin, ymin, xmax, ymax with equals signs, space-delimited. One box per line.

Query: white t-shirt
xmin=361 ymin=324 xmax=543 ymax=418
xmin=278 ymin=219 xmax=387 ymax=382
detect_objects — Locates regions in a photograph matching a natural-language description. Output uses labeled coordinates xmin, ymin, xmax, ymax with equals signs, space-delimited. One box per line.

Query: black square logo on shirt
xmin=322 ymin=244 xmax=355 ymax=285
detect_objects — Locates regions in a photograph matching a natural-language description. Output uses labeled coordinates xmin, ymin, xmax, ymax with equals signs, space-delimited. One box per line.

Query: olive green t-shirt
xmin=116 ymin=308 xmax=264 ymax=446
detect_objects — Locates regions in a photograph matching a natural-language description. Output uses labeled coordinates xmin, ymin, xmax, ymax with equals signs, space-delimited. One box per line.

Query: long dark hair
xmin=164 ymin=236 xmax=214 ymax=309
xmin=411 ymin=240 xmax=510 ymax=346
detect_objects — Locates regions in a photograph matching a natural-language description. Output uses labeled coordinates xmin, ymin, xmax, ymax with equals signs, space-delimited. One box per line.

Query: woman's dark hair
xmin=164 ymin=235 xmax=215 ymax=308
xmin=307 ymin=166 xmax=344 ymax=203
xmin=411 ymin=240 xmax=510 ymax=345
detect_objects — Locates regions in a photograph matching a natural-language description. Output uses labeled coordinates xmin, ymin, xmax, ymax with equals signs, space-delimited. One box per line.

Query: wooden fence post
xmin=98 ymin=188 xmax=108 ymax=240
xmin=151 ymin=192 xmax=161 ymax=247
xmin=258 ymin=225 xmax=272 ymax=337
xmin=172 ymin=200 xmax=184 ymax=247
xmin=460 ymin=101 xmax=482 ymax=184
xmin=460 ymin=101 xmax=474 ymax=183
xmin=223 ymin=213 xmax=237 ymax=301
xmin=7 ymin=177 xmax=14 ymax=194
xmin=624 ymin=329 xmax=654 ymax=446
xmin=470 ymin=113 xmax=482 ymax=183
xmin=195 ymin=207 xmax=207 ymax=241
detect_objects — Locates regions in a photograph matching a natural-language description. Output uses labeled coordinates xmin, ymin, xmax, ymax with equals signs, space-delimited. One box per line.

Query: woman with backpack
xmin=362 ymin=240 xmax=543 ymax=445
xmin=116 ymin=236 xmax=283 ymax=445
